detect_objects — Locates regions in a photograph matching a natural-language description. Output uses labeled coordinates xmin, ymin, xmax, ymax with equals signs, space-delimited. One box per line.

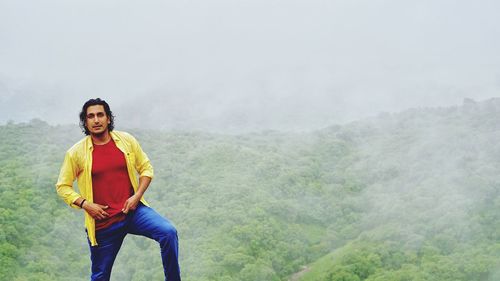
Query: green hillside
xmin=299 ymin=100 xmax=500 ymax=281
xmin=0 ymin=99 xmax=499 ymax=280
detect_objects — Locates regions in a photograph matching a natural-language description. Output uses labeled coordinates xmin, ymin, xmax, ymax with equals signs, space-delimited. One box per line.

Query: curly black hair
xmin=79 ymin=98 xmax=115 ymax=135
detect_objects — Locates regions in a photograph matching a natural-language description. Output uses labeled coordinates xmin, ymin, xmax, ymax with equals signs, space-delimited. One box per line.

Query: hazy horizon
xmin=1 ymin=0 xmax=499 ymax=132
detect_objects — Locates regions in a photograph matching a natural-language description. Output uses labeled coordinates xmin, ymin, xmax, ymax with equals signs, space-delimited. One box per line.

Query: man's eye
xmin=87 ymin=115 xmax=94 ymax=119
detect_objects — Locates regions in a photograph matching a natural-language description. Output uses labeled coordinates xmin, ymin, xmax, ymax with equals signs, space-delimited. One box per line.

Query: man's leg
xmin=88 ymin=220 xmax=127 ymax=281
xmin=127 ymin=204 xmax=181 ymax=281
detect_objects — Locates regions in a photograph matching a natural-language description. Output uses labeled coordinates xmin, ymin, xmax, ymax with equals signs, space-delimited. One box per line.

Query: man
xmin=56 ymin=98 xmax=181 ymax=281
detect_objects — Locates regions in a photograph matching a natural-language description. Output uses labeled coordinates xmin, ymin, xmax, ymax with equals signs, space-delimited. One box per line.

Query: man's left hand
xmin=122 ymin=194 xmax=141 ymax=214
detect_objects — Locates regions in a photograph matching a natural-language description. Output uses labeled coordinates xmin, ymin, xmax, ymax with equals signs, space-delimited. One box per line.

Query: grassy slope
xmin=298 ymin=99 xmax=500 ymax=281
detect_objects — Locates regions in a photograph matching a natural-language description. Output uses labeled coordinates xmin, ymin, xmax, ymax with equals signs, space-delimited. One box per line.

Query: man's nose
xmin=93 ymin=116 xmax=99 ymax=122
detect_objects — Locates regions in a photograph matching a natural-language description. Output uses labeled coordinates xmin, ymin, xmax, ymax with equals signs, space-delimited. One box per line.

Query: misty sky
xmin=1 ymin=0 xmax=499 ymax=132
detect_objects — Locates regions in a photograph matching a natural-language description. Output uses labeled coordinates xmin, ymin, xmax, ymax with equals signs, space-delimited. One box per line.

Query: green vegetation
xmin=1 ymin=99 xmax=499 ymax=280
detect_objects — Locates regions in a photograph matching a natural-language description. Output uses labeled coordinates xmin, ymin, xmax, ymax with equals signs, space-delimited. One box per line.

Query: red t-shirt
xmin=92 ymin=139 xmax=134 ymax=230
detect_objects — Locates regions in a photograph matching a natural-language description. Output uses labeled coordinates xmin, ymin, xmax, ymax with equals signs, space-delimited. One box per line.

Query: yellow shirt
xmin=55 ymin=130 xmax=153 ymax=246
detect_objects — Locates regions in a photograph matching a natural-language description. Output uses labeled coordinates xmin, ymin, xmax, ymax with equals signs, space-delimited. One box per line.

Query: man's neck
xmin=91 ymin=131 xmax=112 ymax=145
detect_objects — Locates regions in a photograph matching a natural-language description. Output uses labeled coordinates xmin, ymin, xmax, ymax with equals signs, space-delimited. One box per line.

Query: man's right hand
xmin=82 ymin=201 xmax=109 ymax=220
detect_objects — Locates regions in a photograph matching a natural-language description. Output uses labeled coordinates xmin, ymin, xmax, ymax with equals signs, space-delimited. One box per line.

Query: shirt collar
xmin=86 ymin=131 xmax=119 ymax=150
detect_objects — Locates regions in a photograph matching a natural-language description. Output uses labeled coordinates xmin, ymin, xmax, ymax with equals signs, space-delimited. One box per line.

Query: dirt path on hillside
xmin=288 ymin=266 xmax=310 ymax=281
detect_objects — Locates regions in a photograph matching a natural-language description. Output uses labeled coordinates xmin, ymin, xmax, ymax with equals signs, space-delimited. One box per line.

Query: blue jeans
xmin=87 ymin=203 xmax=181 ymax=281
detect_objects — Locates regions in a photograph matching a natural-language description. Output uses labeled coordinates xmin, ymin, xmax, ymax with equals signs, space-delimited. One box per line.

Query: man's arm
xmin=129 ymin=132 xmax=154 ymax=179
xmin=55 ymin=151 xmax=83 ymax=209
xmin=122 ymin=133 xmax=154 ymax=213
xmin=56 ymin=151 xmax=110 ymax=219
xmin=122 ymin=176 xmax=152 ymax=213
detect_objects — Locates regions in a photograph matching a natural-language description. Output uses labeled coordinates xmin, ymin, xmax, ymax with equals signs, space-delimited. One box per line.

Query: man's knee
xmin=157 ymin=222 xmax=178 ymax=245
xmin=163 ymin=223 xmax=178 ymax=238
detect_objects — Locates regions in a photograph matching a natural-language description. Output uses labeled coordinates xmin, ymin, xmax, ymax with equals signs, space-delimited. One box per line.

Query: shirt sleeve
xmin=131 ymin=136 xmax=154 ymax=179
xmin=55 ymin=151 xmax=82 ymax=209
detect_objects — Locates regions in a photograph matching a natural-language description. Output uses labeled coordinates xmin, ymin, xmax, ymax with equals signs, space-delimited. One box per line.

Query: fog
xmin=1 ymin=0 xmax=499 ymax=132
xmin=1 ymin=2 xmax=499 ymax=278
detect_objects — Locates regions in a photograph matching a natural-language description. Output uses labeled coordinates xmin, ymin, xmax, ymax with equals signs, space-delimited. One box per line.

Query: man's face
xmin=85 ymin=105 xmax=110 ymax=135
